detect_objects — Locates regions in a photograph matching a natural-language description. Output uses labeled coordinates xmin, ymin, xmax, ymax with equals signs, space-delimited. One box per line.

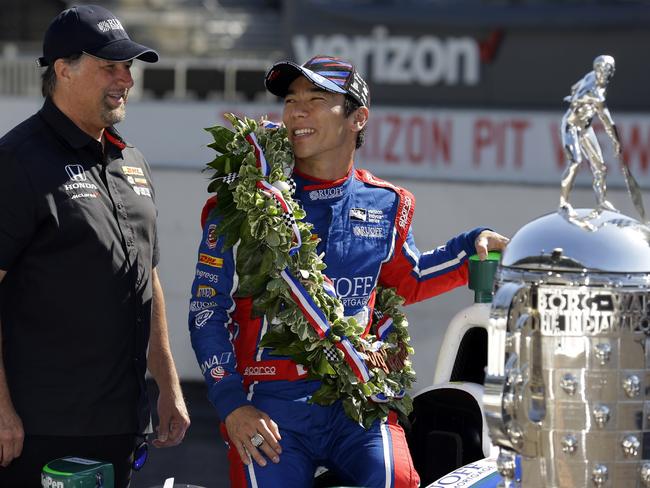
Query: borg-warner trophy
xmin=484 ymin=56 xmax=650 ymax=487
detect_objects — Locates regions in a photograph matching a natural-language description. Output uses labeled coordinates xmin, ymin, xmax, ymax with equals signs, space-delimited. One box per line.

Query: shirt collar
xmin=39 ymin=97 xmax=129 ymax=151
xmin=293 ymin=167 xmax=354 ymax=204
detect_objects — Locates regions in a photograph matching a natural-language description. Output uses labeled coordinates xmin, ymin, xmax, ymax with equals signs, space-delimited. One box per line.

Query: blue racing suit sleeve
xmin=380 ymin=225 xmax=488 ymax=304
xmin=188 ymin=216 xmax=251 ymax=420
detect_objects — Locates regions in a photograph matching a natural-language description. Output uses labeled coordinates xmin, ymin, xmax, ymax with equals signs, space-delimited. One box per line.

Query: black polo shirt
xmin=0 ymin=98 xmax=159 ymax=436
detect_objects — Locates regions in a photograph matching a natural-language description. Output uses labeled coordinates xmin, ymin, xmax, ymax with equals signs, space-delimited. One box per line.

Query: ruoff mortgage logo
xmin=308 ymin=187 xmax=344 ymax=201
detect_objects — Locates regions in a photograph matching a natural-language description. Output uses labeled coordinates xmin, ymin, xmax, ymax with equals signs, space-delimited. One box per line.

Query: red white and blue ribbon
xmin=322 ymin=277 xmax=337 ymax=299
xmin=262 ymin=120 xmax=282 ymax=130
xmin=247 ymin=133 xmax=302 ymax=255
xmin=246 ymin=133 xmax=270 ymax=177
xmin=256 ymin=180 xmax=302 ymax=255
xmin=280 ymin=268 xmax=331 ymax=340
xmin=336 ymin=337 xmax=371 ymax=383
xmin=280 ymin=267 xmax=370 ymax=383
xmin=376 ymin=315 xmax=394 ymax=341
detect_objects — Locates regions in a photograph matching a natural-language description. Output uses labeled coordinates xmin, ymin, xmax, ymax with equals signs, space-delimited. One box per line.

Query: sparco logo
xmin=41 ymin=474 xmax=64 ymax=488
xmin=244 ymin=366 xmax=277 ymax=376
xmin=398 ymin=196 xmax=412 ymax=229
xmin=308 ymin=187 xmax=344 ymax=201
xmin=294 ymin=26 xmax=479 ymax=86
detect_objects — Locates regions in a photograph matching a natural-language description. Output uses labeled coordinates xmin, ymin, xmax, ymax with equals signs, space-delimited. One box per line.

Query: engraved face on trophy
xmin=593 ymin=55 xmax=615 ymax=86
xmin=484 ymin=56 xmax=650 ymax=487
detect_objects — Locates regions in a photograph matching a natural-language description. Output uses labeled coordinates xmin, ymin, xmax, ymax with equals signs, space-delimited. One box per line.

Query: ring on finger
xmin=251 ymin=433 xmax=264 ymax=448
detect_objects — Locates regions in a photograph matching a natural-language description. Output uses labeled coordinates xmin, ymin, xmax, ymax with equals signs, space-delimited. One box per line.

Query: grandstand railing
xmin=0 ymin=53 xmax=276 ymax=102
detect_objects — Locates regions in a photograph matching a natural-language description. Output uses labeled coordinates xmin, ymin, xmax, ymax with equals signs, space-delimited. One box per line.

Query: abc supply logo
xmin=194 ymin=309 xmax=214 ymax=328
xmin=199 ymin=253 xmax=223 ymax=268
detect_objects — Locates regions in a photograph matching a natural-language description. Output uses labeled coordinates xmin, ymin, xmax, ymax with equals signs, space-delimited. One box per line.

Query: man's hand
xmin=225 ymin=405 xmax=282 ymax=467
xmin=152 ymin=389 xmax=190 ymax=448
xmin=0 ymin=404 xmax=23 ymax=467
xmin=474 ymin=230 xmax=509 ymax=261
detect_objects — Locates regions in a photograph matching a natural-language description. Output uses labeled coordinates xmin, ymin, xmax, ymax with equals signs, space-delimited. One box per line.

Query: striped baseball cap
xmin=265 ymin=55 xmax=370 ymax=107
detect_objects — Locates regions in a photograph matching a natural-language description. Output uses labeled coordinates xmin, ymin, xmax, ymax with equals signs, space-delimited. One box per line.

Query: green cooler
xmin=42 ymin=457 xmax=114 ymax=488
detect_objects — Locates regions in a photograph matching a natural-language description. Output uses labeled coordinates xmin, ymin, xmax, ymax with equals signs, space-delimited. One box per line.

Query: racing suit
xmin=189 ymin=167 xmax=486 ymax=488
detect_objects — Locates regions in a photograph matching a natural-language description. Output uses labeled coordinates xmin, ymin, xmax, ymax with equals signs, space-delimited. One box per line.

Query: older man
xmin=0 ymin=5 xmax=189 ymax=487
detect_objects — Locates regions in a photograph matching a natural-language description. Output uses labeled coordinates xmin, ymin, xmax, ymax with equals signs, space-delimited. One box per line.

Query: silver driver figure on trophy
xmin=559 ymin=55 xmax=620 ymax=216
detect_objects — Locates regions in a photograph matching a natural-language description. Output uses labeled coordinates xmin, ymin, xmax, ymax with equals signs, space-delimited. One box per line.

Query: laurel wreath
xmin=204 ymin=114 xmax=416 ymax=427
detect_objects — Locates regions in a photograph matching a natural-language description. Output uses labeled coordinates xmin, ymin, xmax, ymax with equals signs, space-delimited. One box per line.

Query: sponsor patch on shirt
xmin=197 ymin=285 xmax=217 ymax=298
xmin=65 ymin=164 xmax=87 ymax=182
xmin=190 ymin=300 xmax=218 ymax=312
xmin=332 ymin=275 xmax=374 ymax=307
xmin=132 ymin=186 xmax=152 ymax=198
xmin=195 ymin=269 xmax=219 ymax=283
xmin=122 ymin=165 xmax=145 ymax=176
xmin=367 ymin=209 xmax=386 ymax=223
xmin=244 ymin=366 xmax=277 ymax=376
xmin=194 ymin=309 xmax=214 ymax=328
xmin=201 ymin=352 xmax=232 ymax=373
xmin=349 ymin=208 xmax=367 ymax=222
xmin=210 ymin=366 xmax=229 ymax=382
xmin=127 ymin=176 xmax=149 ymax=186
xmin=63 ymin=164 xmax=98 ymax=200
xmin=206 ymin=224 xmax=218 ymax=249
xmin=352 ymin=225 xmax=386 ymax=239
xmin=307 ymin=187 xmax=344 ymax=201
xmin=199 ymin=253 xmax=223 ymax=268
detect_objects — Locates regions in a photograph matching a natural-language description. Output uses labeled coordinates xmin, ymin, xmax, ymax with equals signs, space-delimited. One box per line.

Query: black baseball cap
xmin=265 ymin=55 xmax=370 ymax=108
xmin=37 ymin=5 xmax=158 ymax=67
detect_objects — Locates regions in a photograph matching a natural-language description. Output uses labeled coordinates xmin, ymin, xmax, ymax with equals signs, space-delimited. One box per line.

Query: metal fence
xmin=0 ymin=52 xmax=276 ymax=102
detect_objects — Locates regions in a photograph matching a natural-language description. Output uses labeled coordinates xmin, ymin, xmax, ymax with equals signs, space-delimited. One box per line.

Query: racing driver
xmin=189 ymin=55 xmax=508 ymax=487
